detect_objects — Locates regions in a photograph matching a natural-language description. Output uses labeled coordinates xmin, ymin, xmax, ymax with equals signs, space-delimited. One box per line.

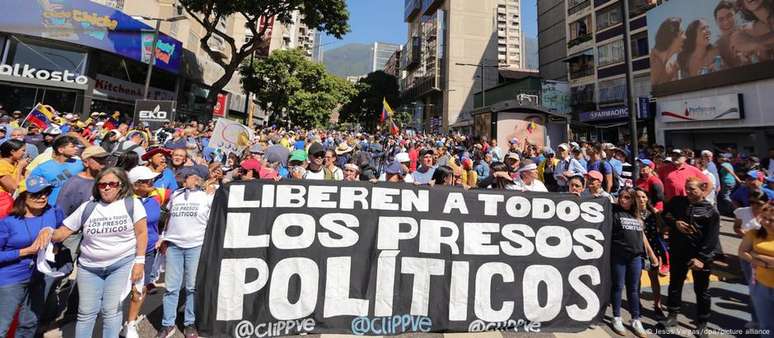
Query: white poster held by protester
xmin=209 ymin=118 xmax=253 ymax=156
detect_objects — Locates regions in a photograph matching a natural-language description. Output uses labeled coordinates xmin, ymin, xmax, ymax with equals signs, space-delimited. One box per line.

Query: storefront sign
xmin=213 ymin=93 xmax=228 ymax=118
xmin=659 ymin=94 xmax=743 ymax=123
xmin=579 ymin=107 xmax=628 ymax=123
xmin=93 ymin=74 xmax=175 ymax=102
xmin=0 ymin=0 xmax=182 ymax=73
xmin=0 ymin=63 xmax=88 ymax=85
xmin=133 ymin=99 xmax=175 ymax=129
xmin=637 ymin=97 xmax=650 ymax=119
xmin=196 ymin=181 xmax=612 ymax=336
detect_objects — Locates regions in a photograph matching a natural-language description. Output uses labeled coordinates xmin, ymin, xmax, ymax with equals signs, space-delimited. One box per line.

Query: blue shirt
xmin=588 ymin=159 xmax=613 ymax=176
xmin=707 ymin=162 xmax=720 ymax=187
xmin=154 ymin=168 xmax=179 ymax=191
xmin=413 ymin=166 xmax=436 ymax=185
xmin=763 ymin=186 xmax=774 ymax=200
xmin=0 ymin=207 xmax=65 ymax=286
xmin=609 ymin=158 xmax=623 ymax=175
xmin=475 ymin=163 xmax=490 ymax=180
xmin=731 ymin=186 xmax=752 ymax=207
xmin=140 ymin=197 xmax=161 ymax=254
xmin=29 ymin=158 xmax=84 ymax=205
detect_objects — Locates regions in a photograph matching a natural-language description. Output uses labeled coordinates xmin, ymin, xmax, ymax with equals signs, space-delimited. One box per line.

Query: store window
xmin=598 ymin=78 xmax=627 ymax=104
xmin=0 ymin=83 xmax=81 ymax=114
xmin=598 ymin=39 xmax=624 ymax=66
xmin=630 ymin=31 xmax=649 ymax=58
xmin=4 ymin=38 xmax=87 ymax=75
xmin=596 ymin=4 xmax=622 ymax=31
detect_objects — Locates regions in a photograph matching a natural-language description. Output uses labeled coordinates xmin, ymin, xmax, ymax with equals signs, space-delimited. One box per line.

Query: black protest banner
xmin=196 ymin=180 xmax=612 ymax=337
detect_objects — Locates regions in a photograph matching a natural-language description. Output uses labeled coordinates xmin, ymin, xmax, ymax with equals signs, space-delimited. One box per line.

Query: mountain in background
xmin=324 ymin=43 xmax=373 ymax=77
xmin=525 ymin=37 xmax=538 ymax=70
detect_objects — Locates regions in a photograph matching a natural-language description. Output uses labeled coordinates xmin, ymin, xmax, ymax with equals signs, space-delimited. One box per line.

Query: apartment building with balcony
xmin=495 ymin=0 xmax=525 ymax=68
xmin=563 ymin=0 xmax=660 ymax=142
xmin=400 ymin=0 xmax=502 ymax=132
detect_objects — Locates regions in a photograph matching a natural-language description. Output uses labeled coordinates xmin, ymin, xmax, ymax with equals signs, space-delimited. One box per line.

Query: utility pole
xmin=455 ymin=60 xmax=501 ymax=108
xmin=244 ymin=53 xmax=255 ymax=128
xmin=620 ymin=0 xmax=639 ymax=180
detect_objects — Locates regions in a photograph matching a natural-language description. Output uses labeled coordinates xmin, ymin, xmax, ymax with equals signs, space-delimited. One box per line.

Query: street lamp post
xmin=133 ymin=15 xmax=186 ymax=100
xmin=455 ymin=60 xmax=503 ymax=108
xmin=620 ymin=0 xmax=639 ymax=181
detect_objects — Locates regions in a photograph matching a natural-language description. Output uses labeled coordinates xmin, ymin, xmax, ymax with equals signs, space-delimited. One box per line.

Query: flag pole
xmin=20 ymin=103 xmax=41 ymax=128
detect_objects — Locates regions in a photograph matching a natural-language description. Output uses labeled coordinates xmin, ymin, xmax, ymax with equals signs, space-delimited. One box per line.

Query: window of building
xmin=596 ymin=4 xmax=622 ymax=31
xmin=630 ymin=31 xmax=649 ymax=58
xmin=597 ymin=39 xmax=624 ymax=66
xmin=4 ymin=38 xmax=87 ymax=75
xmin=568 ymin=0 xmax=590 ymax=15
xmin=569 ymin=16 xmax=591 ymax=40
xmin=571 ymin=84 xmax=595 ymax=108
xmin=597 ymin=77 xmax=627 ymax=104
xmin=568 ymin=49 xmax=595 ymax=79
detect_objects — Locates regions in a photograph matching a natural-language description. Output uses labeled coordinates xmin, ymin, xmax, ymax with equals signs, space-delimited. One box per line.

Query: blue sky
xmin=321 ymin=0 xmax=538 ymax=48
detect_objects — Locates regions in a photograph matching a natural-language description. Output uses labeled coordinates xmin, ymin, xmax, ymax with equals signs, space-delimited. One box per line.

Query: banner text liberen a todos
xmin=196 ymin=181 xmax=612 ymax=336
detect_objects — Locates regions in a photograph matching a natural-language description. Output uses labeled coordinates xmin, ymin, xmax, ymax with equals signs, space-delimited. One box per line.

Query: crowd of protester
xmin=0 ymin=109 xmax=771 ymax=338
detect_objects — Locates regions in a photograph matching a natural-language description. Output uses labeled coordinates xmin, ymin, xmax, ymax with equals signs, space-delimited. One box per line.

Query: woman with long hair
xmin=651 ymin=17 xmax=686 ymax=85
xmin=738 ymin=201 xmax=774 ymax=332
xmin=431 ymin=165 xmax=454 ymax=186
xmin=635 ymin=188 xmax=669 ymax=317
xmin=737 ymin=0 xmax=774 ymax=61
xmin=38 ymin=168 xmax=148 ymax=338
xmin=117 ymin=151 xmax=140 ymax=172
xmin=733 ymin=189 xmax=769 ymax=327
xmin=677 ymin=19 xmax=720 ymax=77
xmin=0 ymin=139 xmax=28 ymax=217
xmin=0 ymin=177 xmax=64 ymax=337
xmin=609 ymin=187 xmax=658 ymax=337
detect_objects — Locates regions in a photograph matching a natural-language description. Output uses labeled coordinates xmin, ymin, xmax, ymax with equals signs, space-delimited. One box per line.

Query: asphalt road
xmin=43 ymin=217 xmax=763 ymax=338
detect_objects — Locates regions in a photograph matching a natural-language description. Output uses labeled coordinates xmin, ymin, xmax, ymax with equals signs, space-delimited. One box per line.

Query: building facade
xmin=537 ymin=0 xmax=568 ymax=81
xmin=371 ymin=42 xmax=401 ymax=72
xmin=400 ymin=0 xmax=504 ymax=132
xmin=496 ymin=0 xmax=525 ymax=69
xmin=383 ymin=47 xmax=403 ymax=78
xmin=563 ymin=0 xmax=660 ymax=142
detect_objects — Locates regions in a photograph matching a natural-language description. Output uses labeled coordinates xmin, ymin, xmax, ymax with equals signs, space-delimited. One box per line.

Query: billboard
xmin=497 ymin=112 xmax=547 ymax=151
xmin=134 ymin=99 xmax=175 ymax=130
xmin=0 ymin=0 xmax=182 ymax=73
xmin=541 ymin=81 xmax=571 ymax=114
xmin=659 ymin=93 xmax=744 ymax=123
xmin=648 ymin=0 xmax=774 ymax=91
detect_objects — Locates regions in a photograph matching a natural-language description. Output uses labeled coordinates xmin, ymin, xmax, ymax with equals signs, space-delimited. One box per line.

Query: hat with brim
xmin=26 ymin=176 xmax=53 ymax=194
xmin=141 ymin=147 xmax=171 ymax=161
xmin=81 ymin=146 xmax=109 ymax=161
xmin=518 ymin=163 xmax=538 ymax=173
xmin=586 ymin=170 xmax=604 ymax=182
xmin=335 ymin=143 xmax=353 ymax=155
xmin=290 ymin=149 xmax=308 ymax=162
xmin=128 ymin=166 xmax=160 ymax=183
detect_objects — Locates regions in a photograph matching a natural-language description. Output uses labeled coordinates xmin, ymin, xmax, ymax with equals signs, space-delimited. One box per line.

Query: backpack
xmin=600 ymin=159 xmax=621 ymax=192
xmin=106 ymin=141 xmax=141 ymax=168
xmin=80 ymin=197 xmax=135 ymax=227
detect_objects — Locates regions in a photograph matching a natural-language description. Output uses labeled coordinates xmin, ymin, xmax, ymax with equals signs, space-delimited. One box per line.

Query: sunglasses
xmin=97 ymin=181 xmax=121 ymax=190
xmin=29 ymin=190 xmax=51 ymax=200
xmin=134 ymin=179 xmax=154 ymax=186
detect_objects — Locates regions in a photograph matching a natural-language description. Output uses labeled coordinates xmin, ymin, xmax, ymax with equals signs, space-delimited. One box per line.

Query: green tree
xmin=339 ymin=71 xmax=401 ymax=132
xmin=179 ymin=0 xmax=349 ymax=109
xmin=240 ymin=49 xmax=355 ymax=128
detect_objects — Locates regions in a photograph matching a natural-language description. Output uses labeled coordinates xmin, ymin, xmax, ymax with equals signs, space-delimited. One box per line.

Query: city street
xmin=43 ymin=217 xmax=758 ymax=338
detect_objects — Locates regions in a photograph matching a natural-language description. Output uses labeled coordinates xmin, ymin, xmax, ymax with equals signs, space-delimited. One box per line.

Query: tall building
xmin=312 ymin=31 xmax=324 ymax=63
xmin=564 ymin=0 xmax=660 ymax=141
xmin=537 ymin=0 xmax=567 ymax=80
xmin=383 ymin=47 xmax=402 ymax=78
xmin=400 ymin=0 xmax=503 ymax=132
xmin=372 ymin=42 xmax=401 ymax=72
xmin=264 ymin=11 xmax=317 ymax=57
xmin=495 ymin=0 xmax=525 ymax=68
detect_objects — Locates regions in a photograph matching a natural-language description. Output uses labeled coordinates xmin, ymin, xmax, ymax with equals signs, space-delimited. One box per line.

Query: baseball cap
xmin=638 ymin=159 xmax=655 ymax=169
xmin=289 ymin=149 xmax=308 ymax=162
xmin=128 ymin=166 xmax=160 ymax=184
xmin=395 ymin=152 xmax=410 ymax=163
xmin=557 ymin=143 xmax=569 ymax=151
xmin=701 ymin=150 xmax=713 ymax=157
xmin=747 ymin=170 xmax=764 ymax=181
xmin=250 ymin=144 xmax=265 ymax=154
xmin=177 ymin=165 xmax=209 ymax=180
xmin=509 ymin=138 xmax=519 ymax=145
xmin=385 ymin=161 xmax=402 ymax=175
xmin=240 ymin=159 xmax=262 ymax=171
xmin=586 ymin=170 xmax=604 ymax=182
xmin=43 ymin=126 xmax=62 ymax=135
xmin=506 ymin=152 xmax=520 ymax=161
xmin=308 ymin=142 xmax=325 ymax=157
xmin=81 ymin=146 xmax=109 ymax=161
xmin=26 ymin=176 xmax=53 ymax=194
xmin=419 ymin=149 xmax=434 ymax=157
xmin=518 ymin=163 xmax=538 ymax=172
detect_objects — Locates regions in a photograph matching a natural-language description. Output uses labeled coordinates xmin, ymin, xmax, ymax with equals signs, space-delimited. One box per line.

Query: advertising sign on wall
xmin=659 ymin=93 xmax=743 ymax=123
xmin=497 ymin=112 xmax=546 ymax=151
xmin=93 ymin=74 xmax=175 ymax=102
xmin=0 ymin=0 xmax=182 ymax=73
xmin=579 ymin=107 xmax=628 ymax=123
xmin=213 ymin=93 xmax=228 ymax=118
xmin=541 ymin=81 xmax=571 ymax=114
xmin=133 ymin=99 xmax=175 ymax=129
xmin=648 ymin=0 xmax=774 ymax=91
xmin=196 ymin=181 xmax=613 ymax=336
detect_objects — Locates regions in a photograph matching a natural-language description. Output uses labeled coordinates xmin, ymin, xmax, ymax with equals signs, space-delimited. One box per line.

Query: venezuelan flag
xmin=24 ymin=104 xmax=56 ymax=129
xmin=381 ymin=98 xmax=393 ymax=123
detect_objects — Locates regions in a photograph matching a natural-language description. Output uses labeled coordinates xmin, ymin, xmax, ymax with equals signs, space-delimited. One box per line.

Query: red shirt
xmin=656 ymin=163 xmax=675 ymax=181
xmin=636 ymin=174 xmax=665 ymax=211
xmin=663 ymin=164 xmax=709 ymax=201
xmin=408 ymin=149 xmax=419 ymax=172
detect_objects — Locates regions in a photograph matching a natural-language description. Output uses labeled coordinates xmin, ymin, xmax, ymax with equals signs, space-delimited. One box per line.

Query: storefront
xmin=655 ymin=79 xmax=774 ymax=156
xmin=0 ymin=0 xmax=182 ymax=118
xmin=574 ymin=106 xmax=649 ymax=144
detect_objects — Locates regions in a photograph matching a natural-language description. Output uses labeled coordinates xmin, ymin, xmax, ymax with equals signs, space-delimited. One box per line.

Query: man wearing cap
xmin=663 ymin=152 xmax=711 ymax=202
xmin=304 ymin=142 xmax=334 ymax=180
xmin=555 ymin=143 xmax=587 ymax=192
xmin=413 ymin=148 xmax=436 ymax=185
xmin=636 ymin=159 xmax=665 ymax=211
xmin=143 ymin=148 xmax=178 ymax=194
xmin=237 ymin=159 xmax=262 ymax=181
xmin=380 ymin=152 xmax=414 ymax=183
xmin=512 ymin=160 xmax=547 ymax=192
xmin=335 ymin=142 xmax=354 ymax=169
xmin=717 ymin=153 xmax=741 ymax=215
xmin=584 ymin=170 xmax=613 ymax=202
xmin=731 ymin=170 xmax=766 ymax=208
xmin=343 ymin=164 xmax=360 ymax=182
xmin=701 ymin=150 xmax=720 ymax=188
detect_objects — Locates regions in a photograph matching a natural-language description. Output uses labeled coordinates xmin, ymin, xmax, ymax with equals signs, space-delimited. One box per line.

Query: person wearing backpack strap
xmin=587 ymin=146 xmax=616 ymax=193
xmin=38 ymin=168 xmax=147 ymax=338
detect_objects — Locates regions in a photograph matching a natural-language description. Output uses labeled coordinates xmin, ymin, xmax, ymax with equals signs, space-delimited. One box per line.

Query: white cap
xmin=701 ymin=150 xmax=713 ymax=157
xmin=518 ymin=163 xmax=538 ymax=172
xmin=395 ymin=152 xmax=410 ymax=163
xmin=128 ymin=166 xmax=160 ymax=184
xmin=557 ymin=143 xmax=569 ymax=151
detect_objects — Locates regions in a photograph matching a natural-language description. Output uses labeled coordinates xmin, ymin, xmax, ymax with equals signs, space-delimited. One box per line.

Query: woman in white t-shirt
xmin=156 ymin=167 xmax=213 ymax=338
xmin=733 ymin=189 xmax=768 ymax=328
xmin=39 ymin=167 xmax=147 ymax=338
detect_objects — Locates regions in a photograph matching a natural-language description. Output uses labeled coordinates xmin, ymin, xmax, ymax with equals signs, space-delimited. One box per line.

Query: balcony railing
xmin=567 ymin=34 xmax=593 ymax=48
xmin=568 ymin=0 xmax=591 ymax=16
